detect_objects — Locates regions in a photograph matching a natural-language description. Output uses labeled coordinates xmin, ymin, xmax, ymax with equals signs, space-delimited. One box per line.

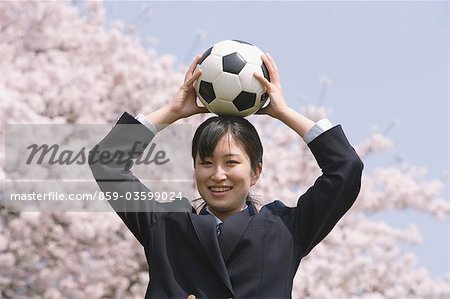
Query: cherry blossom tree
xmin=0 ymin=1 xmax=448 ymax=298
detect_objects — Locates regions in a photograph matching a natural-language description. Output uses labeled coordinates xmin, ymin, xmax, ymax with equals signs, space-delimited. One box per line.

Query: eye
xmin=226 ymin=160 xmax=239 ymax=165
xmin=199 ymin=160 xmax=212 ymax=166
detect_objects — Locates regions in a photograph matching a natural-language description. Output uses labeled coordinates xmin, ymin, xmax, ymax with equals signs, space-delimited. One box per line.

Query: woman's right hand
xmin=167 ymin=55 xmax=209 ymax=120
xmin=145 ymin=55 xmax=209 ymax=127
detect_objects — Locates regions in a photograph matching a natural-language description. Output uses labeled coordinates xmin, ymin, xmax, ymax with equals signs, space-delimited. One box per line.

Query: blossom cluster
xmin=0 ymin=1 xmax=449 ymax=298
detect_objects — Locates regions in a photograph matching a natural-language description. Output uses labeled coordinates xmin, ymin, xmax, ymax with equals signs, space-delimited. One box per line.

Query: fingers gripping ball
xmin=194 ymin=40 xmax=271 ymax=117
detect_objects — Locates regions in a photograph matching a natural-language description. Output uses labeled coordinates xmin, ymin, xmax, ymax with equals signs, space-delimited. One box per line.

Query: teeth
xmin=210 ymin=187 xmax=231 ymax=192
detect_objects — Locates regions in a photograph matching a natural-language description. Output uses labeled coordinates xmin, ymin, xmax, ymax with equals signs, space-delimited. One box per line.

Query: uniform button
xmin=187 ymin=295 xmax=196 ymax=299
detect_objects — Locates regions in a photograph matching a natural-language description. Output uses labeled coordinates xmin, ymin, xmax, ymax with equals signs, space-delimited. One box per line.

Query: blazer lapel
xmin=188 ymin=212 xmax=235 ymax=296
xmin=219 ymin=202 xmax=255 ymax=264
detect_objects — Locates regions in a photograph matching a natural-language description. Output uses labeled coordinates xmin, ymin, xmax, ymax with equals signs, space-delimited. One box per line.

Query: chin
xmin=205 ymin=200 xmax=231 ymax=211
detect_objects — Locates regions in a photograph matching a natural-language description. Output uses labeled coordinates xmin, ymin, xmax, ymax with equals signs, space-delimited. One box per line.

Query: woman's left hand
xmin=253 ymin=53 xmax=289 ymax=120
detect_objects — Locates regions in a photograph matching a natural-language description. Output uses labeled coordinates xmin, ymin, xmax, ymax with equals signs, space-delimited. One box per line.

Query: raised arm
xmin=254 ymin=53 xmax=363 ymax=257
xmin=88 ymin=55 xmax=208 ymax=246
xmin=88 ymin=113 xmax=170 ymax=246
xmin=283 ymin=125 xmax=363 ymax=257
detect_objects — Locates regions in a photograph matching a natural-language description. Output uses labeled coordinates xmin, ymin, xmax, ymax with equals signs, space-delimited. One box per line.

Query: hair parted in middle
xmin=191 ymin=115 xmax=263 ymax=170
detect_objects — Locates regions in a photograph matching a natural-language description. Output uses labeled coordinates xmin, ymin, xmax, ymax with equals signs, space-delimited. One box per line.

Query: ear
xmin=250 ymin=162 xmax=263 ymax=186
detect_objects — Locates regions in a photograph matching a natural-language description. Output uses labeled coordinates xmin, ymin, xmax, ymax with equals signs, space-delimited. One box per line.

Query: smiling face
xmin=195 ymin=133 xmax=262 ymax=221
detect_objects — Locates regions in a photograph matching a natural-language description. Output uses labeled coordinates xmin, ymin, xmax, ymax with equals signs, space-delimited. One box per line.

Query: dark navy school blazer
xmin=89 ymin=112 xmax=363 ymax=299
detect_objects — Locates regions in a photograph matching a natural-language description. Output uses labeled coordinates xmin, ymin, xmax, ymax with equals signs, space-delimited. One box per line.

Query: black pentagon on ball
xmin=223 ymin=52 xmax=246 ymax=75
xmin=261 ymin=62 xmax=270 ymax=81
xmin=199 ymin=81 xmax=216 ymax=103
xmin=233 ymin=91 xmax=256 ymax=111
xmin=199 ymin=46 xmax=213 ymax=64
xmin=261 ymin=92 xmax=269 ymax=102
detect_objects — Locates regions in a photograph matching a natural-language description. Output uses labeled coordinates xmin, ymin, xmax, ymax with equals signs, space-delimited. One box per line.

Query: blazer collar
xmin=188 ymin=213 xmax=235 ymax=297
xmin=218 ymin=204 xmax=255 ymax=263
xmin=188 ymin=201 xmax=256 ymax=296
xmin=195 ymin=201 xmax=256 ymax=265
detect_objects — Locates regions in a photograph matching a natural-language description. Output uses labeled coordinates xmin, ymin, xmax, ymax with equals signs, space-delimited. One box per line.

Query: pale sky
xmin=98 ymin=1 xmax=449 ymax=277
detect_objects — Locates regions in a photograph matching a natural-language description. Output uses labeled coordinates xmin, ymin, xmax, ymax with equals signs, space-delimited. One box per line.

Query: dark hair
xmin=192 ymin=116 xmax=263 ymax=170
xmin=191 ymin=116 xmax=263 ymax=213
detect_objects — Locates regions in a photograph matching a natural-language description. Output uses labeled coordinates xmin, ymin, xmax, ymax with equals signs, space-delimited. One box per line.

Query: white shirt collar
xmin=205 ymin=204 xmax=248 ymax=225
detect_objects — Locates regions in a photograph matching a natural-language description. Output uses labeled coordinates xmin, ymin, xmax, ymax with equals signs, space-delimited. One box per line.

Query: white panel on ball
xmin=237 ymin=44 xmax=264 ymax=65
xmin=210 ymin=98 xmax=240 ymax=116
xmin=211 ymin=40 xmax=241 ymax=56
xmin=238 ymin=63 xmax=264 ymax=93
xmin=197 ymin=54 xmax=223 ymax=82
xmin=256 ymin=86 xmax=269 ymax=107
xmin=239 ymin=106 xmax=260 ymax=117
xmin=213 ymin=73 xmax=242 ymax=101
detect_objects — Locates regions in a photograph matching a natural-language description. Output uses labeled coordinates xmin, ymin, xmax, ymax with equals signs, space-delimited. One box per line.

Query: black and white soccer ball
xmin=194 ymin=40 xmax=270 ymax=117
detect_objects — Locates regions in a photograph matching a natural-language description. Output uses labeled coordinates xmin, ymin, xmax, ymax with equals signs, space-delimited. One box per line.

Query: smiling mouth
xmin=208 ymin=186 xmax=233 ymax=192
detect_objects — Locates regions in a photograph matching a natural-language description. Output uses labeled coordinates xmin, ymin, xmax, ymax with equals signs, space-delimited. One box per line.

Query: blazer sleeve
xmin=88 ymin=112 xmax=191 ymax=246
xmin=275 ymin=125 xmax=364 ymax=258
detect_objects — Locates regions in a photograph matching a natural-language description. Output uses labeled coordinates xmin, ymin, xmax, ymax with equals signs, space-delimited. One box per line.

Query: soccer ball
xmin=194 ymin=40 xmax=270 ymax=117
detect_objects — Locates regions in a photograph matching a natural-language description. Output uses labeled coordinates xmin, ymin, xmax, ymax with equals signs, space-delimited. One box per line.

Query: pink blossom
xmin=0 ymin=1 xmax=449 ymax=298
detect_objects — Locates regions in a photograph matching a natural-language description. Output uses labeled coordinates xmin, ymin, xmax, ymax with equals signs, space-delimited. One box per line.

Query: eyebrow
xmin=202 ymin=153 xmax=242 ymax=158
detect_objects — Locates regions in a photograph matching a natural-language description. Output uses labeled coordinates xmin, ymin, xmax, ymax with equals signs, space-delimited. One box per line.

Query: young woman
xmin=89 ymin=54 xmax=363 ymax=298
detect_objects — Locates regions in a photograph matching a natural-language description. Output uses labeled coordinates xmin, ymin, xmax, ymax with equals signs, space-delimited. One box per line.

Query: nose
xmin=211 ymin=165 xmax=227 ymax=182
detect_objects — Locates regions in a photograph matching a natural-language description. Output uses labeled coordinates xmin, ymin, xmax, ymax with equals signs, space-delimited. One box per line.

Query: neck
xmin=206 ymin=202 xmax=248 ymax=221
